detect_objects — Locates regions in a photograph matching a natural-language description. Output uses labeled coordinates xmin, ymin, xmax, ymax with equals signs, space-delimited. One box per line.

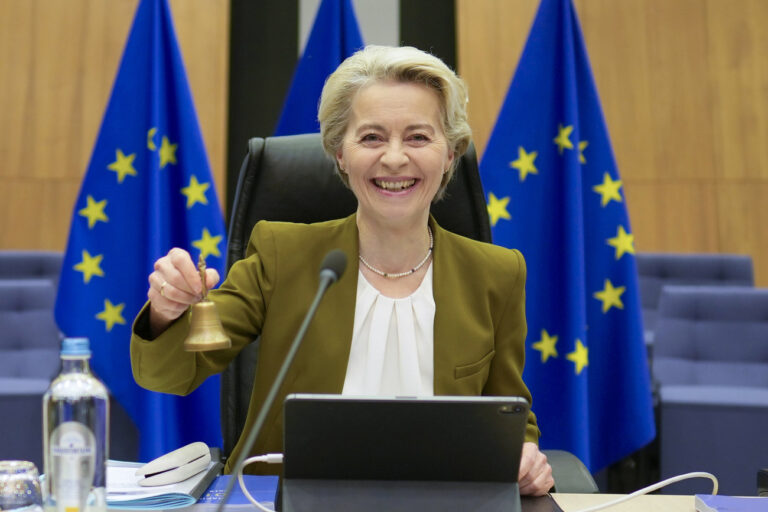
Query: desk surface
xmin=553 ymin=493 xmax=694 ymax=511
xmin=153 ymin=493 xmax=697 ymax=512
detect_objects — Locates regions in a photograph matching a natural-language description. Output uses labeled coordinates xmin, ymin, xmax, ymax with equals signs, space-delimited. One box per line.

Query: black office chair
xmin=221 ymin=133 xmax=597 ymax=493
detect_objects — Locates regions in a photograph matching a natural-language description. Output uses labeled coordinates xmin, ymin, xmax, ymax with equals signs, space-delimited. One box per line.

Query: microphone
xmin=215 ymin=249 xmax=347 ymax=512
xmin=318 ymin=249 xmax=347 ymax=285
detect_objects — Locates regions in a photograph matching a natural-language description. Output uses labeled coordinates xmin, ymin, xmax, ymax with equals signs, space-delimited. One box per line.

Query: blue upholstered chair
xmin=0 ymin=251 xmax=63 ymax=285
xmin=636 ymin=253 xmax=753 ymax=346
xmin=0 ymin=267 xmax=139 ymax=465
xmin=653 ymin=286 xmax=768 ymax=496
xmin=0 ymin=279 xmax=61 ymax=468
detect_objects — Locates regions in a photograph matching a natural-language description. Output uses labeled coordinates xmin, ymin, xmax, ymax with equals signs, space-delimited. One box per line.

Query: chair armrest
xmin=543 ymin=449 xmax=599 ymax=493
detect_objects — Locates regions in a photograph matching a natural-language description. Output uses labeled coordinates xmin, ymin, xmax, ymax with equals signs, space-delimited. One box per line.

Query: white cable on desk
xmin=236 ymin=453 xmax=284 ymax=512
xmin=572 ymin=471 xmax=718 ymax=512
xmin=234 ymin=457 xmax=716 ymax=512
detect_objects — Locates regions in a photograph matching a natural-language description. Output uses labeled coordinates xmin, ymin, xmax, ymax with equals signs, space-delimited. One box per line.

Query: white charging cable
xmin=572 ymin=471 xmax=718 ymax=512
xmin=235 ymin=453 xmax=284 ymax=512
xmin=234 ymin=457 xmax=716 ymax=512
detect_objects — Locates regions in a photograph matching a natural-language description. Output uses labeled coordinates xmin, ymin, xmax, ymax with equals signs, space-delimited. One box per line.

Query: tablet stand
xmin=282 ymin=479 xmax=521 ymax=512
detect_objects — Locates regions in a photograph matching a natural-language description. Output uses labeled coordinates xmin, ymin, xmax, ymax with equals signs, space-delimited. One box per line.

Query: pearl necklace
xmin=359 ymin=227 xmax=433 ymax=279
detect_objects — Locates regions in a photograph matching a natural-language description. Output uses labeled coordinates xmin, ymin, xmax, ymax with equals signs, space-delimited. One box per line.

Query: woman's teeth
xmin=374 ymin=179 xmax=416 ymax=191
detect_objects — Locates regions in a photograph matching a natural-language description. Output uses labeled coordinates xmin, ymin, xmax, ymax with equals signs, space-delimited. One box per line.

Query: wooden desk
xmin=553 ymin=493 xmax=694 ymax=511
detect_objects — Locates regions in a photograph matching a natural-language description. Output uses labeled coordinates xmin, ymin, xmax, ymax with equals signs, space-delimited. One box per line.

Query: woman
xmin=131 ymin=45 xmax=553 ymax=495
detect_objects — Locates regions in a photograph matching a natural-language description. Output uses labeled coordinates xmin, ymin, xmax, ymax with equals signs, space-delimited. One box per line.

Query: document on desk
xmin=197 ymin=474 xmax=279 ymax=507
xmin=695 ymin=494 xmax=768 ymax=512
xmin=106 ymin=460 xmax=222 ymax=509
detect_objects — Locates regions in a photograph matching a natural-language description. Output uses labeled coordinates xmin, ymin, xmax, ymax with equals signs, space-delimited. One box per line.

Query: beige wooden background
xmin=3 ymin=0 xmax=768 ymax=286
xmin=458 ymin=0 xmax=768 ymax=286
xmin=0 ymin=0 xmax=229 ymax=250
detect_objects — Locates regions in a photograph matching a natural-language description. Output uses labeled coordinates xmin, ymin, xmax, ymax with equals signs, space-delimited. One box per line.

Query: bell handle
xmin=198 ymin=254 xmax=208 ymax=299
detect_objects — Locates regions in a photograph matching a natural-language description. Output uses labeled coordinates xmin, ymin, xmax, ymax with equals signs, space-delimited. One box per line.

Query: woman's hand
xmin=518 ymin=441 xmax=555 ymax=496
xmin=147 ymin=248 xmax=220 ymax=336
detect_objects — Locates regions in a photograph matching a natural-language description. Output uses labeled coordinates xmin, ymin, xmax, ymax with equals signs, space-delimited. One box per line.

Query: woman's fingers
xmin=145 ymin=248 xmax=222 ymax=335
xmin=147 ymin=249 xmax=202 ymax=322
xmin=518 ymin=442 xmax=555 ymax=496
xmin=149 ymin=271 xmax=197 ymax=306
xmin=204 ymin=267 xmax=220 ymax=290
xmin=163 ymin=248 xmax=204 ymax=296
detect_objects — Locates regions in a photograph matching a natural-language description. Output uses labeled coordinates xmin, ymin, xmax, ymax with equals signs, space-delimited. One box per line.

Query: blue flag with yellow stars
xmin=274 ymin=0 xmax=363 ymax=135
xmin=479 ymin=0 xmax=654 ymax=472
xmin=54 ymin=0 xmax=226 ymax=461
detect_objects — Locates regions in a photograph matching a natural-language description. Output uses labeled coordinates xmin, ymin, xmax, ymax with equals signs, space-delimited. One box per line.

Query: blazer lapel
xmin=432 ymin=218 xmax=473 ymax=395
xmin=291 ymin=214 xmax=359 ymax=394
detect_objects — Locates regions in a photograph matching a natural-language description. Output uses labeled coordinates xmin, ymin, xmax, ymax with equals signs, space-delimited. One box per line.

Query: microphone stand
xmin=215 ymin=257 xmax=344 ymax=512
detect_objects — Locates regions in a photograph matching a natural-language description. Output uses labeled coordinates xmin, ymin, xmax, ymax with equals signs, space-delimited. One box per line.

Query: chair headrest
xmin=226 ymin=133 xmax=491 ymax=269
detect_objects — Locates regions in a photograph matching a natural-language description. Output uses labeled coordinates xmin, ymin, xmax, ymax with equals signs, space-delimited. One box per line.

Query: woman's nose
xmin=380 ymin=141 xmax=409 ymax=169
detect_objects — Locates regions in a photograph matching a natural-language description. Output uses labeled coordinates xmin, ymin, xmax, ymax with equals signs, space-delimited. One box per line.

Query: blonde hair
xmin=318 ymin=45 xmax=471 ymax=200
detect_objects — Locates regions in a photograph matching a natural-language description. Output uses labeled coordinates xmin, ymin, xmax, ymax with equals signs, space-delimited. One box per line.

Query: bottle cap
xmin=61 ymin=337 xmax=91 ymax=357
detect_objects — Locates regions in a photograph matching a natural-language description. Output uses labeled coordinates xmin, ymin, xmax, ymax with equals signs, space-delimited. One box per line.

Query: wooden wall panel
xmin=717 ymin=184 xmax=768 ymax=285
xmin=644 ymin=0 xmax=717 ymax=181
xmin=455 ymin=0 xmax=539 ymax=158
xmin=706 ymin=0 xmax=768 ymax=181
xmin=457 ymin=0 xmax=768 ymax=286
xmin=171 ymin=0 xmax=230 ymax=195
xmin=577 ymin=0 xmax=656 ymax=181
xmin=0 ymin=180 xmax=83 ymax=249
xmin=0 ymin=0 xmax=229 ymax=250
xmin=624 ymin=181 xmax=721 ymax=252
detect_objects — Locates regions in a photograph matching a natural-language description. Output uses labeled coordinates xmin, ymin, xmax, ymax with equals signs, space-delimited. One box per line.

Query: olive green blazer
xmin=131 ymin=214 xmax=539 ymax=474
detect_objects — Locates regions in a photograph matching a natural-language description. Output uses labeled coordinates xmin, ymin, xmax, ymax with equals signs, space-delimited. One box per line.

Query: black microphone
xmin=215 ymin=250 xmax=347 ymax=512
xmin=318 ymin=249 xmax=347 ymax=286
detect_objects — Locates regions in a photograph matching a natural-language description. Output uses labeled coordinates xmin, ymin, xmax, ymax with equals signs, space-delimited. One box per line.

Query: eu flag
xmin=54 ymin=0 xmax=227 ymax=461
xmin=479 ymin=0 xmax=655 ymax=471
xmin=274 ymin=0 xmax=363 ymax=135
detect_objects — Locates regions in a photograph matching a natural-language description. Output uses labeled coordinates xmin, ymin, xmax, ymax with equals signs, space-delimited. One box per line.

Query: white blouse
xmin=341 ymin=264 xmax=436 ymax=397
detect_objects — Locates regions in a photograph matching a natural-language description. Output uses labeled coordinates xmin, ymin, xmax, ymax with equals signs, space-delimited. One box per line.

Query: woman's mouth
xmin=373 ymin=178 xmax=417 ymax=191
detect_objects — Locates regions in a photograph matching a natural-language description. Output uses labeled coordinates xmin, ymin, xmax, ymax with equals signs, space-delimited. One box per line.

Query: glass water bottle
xmin=43 ymin=337 xmax=108 ymax=512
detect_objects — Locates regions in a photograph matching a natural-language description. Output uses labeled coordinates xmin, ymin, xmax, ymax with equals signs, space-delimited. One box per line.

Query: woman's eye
xmin=360 ymin=133 xmax=381 ymax=143
xmin=409 ymin=134 xmax=430 ymax=143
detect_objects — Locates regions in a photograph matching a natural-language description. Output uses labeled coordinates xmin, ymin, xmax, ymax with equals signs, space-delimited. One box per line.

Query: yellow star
xmin=553 ymin=124 xmax=574 ymax=154
xmin=593 ymin=279 xmax=626 ymax=313
xmin=192 ymin=227 xmax=223 ymax=259
xmin=487 ymin=192 xmax=512 ymax=227
xmin=607 ymin=225 xmax=635 ymax=260
xmin=73 ymin=250 xmax=104 ymax=284
xmin=579 ymin=140 xmax=588 ymax=164
xmin=509 ymin=146 xmax=539 ymax=182
xmin=158 ymin=136 xmax=178 ymax=168
xmin=181 ymin=175 xmax=210 ymax=209
xmin=532 ymin=329 xmax=558 ymax=363
xmin=78 ymin=195 xmax=109 ymax=229
xmin=593 ymin=172 xmax=623 ymax=207
xmin=566 ymin=339 xmax=589 ymax=375
xmin=147 ymin=127 xmax=158 ymax=150
xmin=107 ymin=149 xmax=137 ymax=183
xmin=95 ymin=299 xmax=126 ymax=332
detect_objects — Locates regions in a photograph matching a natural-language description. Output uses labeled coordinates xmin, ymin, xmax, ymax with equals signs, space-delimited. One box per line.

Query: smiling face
xmin=336 ymin=81 xmax=455 ymax=230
